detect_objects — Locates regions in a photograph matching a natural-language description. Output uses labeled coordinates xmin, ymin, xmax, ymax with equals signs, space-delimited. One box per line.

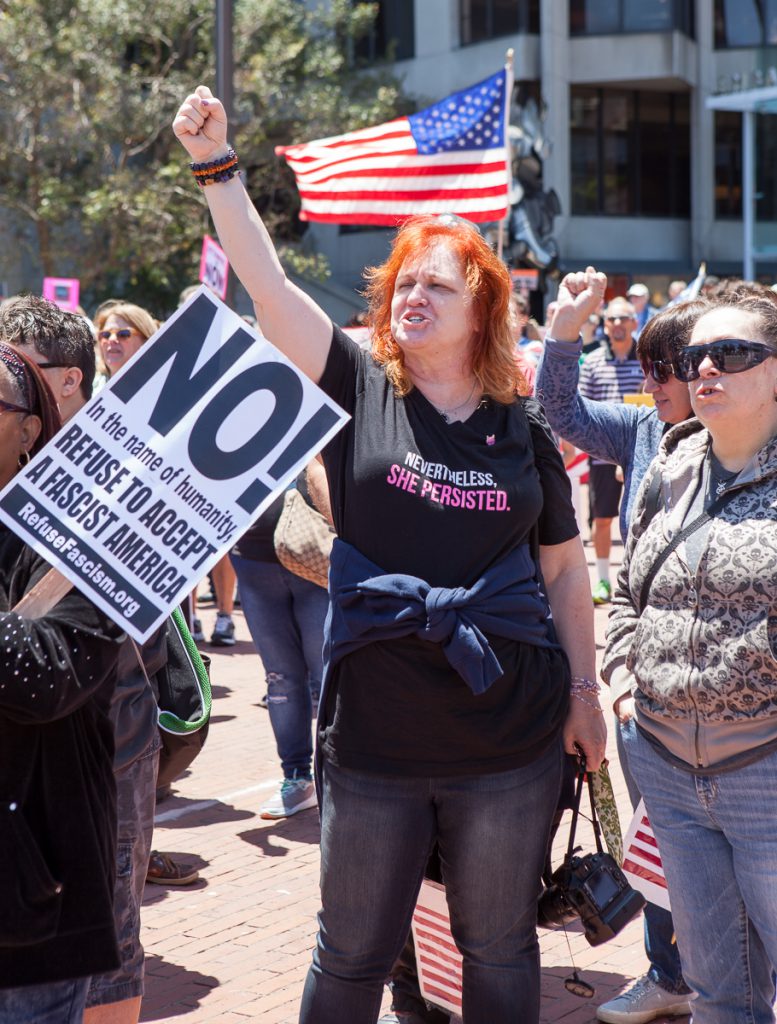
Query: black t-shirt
xmin=318 ymin=324 xmax=578 ymax=776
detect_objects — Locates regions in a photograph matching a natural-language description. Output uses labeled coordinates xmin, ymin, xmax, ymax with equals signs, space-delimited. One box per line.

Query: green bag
xmin=154 ymin=607 xmax=213 ymax=789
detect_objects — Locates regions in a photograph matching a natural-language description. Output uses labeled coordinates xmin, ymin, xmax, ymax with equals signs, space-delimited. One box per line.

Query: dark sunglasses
xmin=642 ymin=359 xmax=674 ymax=385
xmin=674 ymin=339 xmax=777 ymax=383
xmin=98 ymin=328 xmax=136 ymax=341
xmin=36 ymin=361 xmax=70 ymax=370
xmin=0 ymin=399 xmax=31 ymax=415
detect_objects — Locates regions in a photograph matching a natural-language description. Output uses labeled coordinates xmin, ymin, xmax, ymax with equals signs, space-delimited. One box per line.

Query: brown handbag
xmin=273 ymin=487 xmax=335 ymax=588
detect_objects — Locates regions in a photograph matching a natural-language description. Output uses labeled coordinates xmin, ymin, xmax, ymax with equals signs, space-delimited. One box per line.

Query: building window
xmin=715 ymin=112 xmax=742 ymax=217
xmin=715 ymin=111 xmax=777 ymax=220
xmin=714 ymin=0 xmax=777 ymax=47
xmin=460 ymin=0 xmax=540 ymax=45
xmin=569 ymin=0 xmax=694 ymax=37
xmin=570 ymin=86 xmax=690 ymax=217
xmin=354 ymin=0 xmax=415 ymax=62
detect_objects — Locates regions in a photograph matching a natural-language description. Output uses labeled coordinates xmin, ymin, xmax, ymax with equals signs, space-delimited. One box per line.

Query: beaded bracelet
xmin=571 ymin=691 xmax=603 ymax=713
xmin=191 ymin=147 xmax=239 ymax=187
xmin=571 ymin=675 xmax=600 ymax=695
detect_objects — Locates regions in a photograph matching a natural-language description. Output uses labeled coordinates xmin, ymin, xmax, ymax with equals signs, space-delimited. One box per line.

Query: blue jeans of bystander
xmin=0 ymin=977 xmax=90 ymax=1023
xmin=616 ymin=716 xmax=690 ymax=994
xmin=629 ymin=724 xmax=777 ymax=1024
xmin=230 ymin=555 xmax=328 ymax=779
xmin=299 ymin=739 xmax=563 ymax=1024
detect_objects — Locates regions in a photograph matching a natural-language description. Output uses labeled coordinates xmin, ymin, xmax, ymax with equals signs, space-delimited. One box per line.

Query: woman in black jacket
xmin=0 ymin=343 xmax=124 ymax=1023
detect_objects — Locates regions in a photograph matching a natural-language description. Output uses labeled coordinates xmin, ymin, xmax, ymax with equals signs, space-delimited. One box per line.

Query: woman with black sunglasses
xmin=536 ymin=270 xmax=708 ymax=1022
xmin=603 ymin=296 xmax=777 ymax=1024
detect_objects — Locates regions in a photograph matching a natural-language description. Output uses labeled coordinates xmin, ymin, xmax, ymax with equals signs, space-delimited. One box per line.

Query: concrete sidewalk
xmin=139 ymin=546 xmax=688 ymax=1024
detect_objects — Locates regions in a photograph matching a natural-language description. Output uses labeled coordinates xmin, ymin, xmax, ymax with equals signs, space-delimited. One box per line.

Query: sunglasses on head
xmin=643 ymin=359 xmax=674 ymax=385
xmin=674 ymin=339 xmax=777 ymax=383
xmin=98 ymin=328 xmax=136 ymax=341
xmin=0 ymin=399 xmax=31 ymax=416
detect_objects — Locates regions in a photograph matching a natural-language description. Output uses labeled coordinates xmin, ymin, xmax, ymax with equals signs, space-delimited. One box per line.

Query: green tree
xmin=0 ymin=0 xmax=405 ymax=315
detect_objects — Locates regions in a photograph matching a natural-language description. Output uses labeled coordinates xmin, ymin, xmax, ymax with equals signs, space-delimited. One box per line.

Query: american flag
xmin=275 ymin=69 xmax=511 ymax=226
xmin=621 ymin=800 xmax=671 ymax=912
xmin=411 ymin=879 xmax=463 ymax=1014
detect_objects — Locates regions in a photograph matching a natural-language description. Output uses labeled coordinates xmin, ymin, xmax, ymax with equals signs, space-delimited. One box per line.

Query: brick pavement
xmin=139 ymin=544 xmax=689 ymax=1024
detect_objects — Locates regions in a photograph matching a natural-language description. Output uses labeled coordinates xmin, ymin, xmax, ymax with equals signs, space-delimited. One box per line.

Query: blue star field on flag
xmin=408 ymin=71 xmax=507 ymax=155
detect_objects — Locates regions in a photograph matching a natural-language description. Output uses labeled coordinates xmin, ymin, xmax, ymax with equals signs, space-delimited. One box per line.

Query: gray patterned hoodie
xmin=602 ymin=418 xmax=777 ymax=769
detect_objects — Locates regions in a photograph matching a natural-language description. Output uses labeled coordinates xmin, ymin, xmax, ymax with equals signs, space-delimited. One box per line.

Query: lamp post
xmin=215 ymin=0 xmax=236 ymax=307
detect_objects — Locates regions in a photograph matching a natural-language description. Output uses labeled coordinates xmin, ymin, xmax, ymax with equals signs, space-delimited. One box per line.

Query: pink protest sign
xmin=199 ymin=235 xmax=229 ymax=301
xmin=42 ymin=277 xmax=80 ymax=312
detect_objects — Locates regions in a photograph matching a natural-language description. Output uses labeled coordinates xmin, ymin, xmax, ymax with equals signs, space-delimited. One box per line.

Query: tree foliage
xmin=0 ymin=0 xmax=405 ymax=315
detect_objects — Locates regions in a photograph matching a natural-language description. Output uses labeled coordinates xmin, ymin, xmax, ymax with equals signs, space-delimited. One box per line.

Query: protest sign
xmin=622 ymin=800 xmax=671 ymax=912
xmin=0 ymin=287 xmax=348 ymax=642
xmin=411 ymin=880 xmax=462 ymax=1015
xmin=42 ymin=276 xmax=80 ymax=312
xmin=199 ymin=234 xmax=229 ymax=300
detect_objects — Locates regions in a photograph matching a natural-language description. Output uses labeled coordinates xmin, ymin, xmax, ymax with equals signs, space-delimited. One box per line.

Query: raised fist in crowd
xmin=172 ymin=85 xmax=230 ymax=164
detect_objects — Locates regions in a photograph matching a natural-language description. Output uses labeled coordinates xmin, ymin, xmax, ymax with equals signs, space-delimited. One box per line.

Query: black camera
xmin=537 ymin=752 xmax=646 ymax=946
xmin=545 ymin=849 xmax=645 ymax=947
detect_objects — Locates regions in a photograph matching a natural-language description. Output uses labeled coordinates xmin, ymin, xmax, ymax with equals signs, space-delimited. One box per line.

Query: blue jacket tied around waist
xmin=325 ymin=538 xmax=558 ymax=698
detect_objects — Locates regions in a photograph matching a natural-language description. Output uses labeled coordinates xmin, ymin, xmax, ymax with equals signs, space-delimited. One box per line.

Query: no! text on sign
xmin=199 ymin=234 xmax=229 ymax=300
xmin=0 ymin=287 xmax=348 ymax=642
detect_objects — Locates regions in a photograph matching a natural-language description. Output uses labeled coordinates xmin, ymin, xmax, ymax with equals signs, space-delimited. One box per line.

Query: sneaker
xmin=597 ymin=975 xmax=695 ymax=1024
xmin=260 ymin=777 xmax=317 ymax=819
xmin=146 ymin=851 xmax=199 ymax=887
xmin=191 ymin=617 xmax=204 ymax=643
xmin=210 ymin=612 xmax=235 ymax=646
xmin=378 ymin=1014 xmax=443 ymax=1024
xmin=592 ymin=579 xmax=612 ymax=605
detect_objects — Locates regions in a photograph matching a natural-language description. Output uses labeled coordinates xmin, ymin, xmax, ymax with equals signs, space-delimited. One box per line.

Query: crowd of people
xmin=2 ymin=79 xmax=777 ymax=1024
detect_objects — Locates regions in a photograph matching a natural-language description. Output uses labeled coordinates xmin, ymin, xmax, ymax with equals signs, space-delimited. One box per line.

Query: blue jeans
xmin=617 ymin=716 xmax=689 ymax=994
xmin=0 ymin=977 xmax=90 ymax=1023
xmin=629 ymin=725 xmax=777 ymax=1024
xmin=231 ymin=555 xmax=328 ymax=779
xmin=299 ymin=739 xmax=563 ymax=1024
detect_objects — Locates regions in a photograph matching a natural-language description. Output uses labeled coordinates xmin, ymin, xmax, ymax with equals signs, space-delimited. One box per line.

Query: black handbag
xmin=133 ymin=607 xmax=212 ymax=789
xmin=538 ymin=759 xmax=645 ymax=946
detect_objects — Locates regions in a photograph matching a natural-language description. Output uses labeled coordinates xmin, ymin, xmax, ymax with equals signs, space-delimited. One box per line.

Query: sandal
xmin=146 ymin=851 xmax=199 ymax=886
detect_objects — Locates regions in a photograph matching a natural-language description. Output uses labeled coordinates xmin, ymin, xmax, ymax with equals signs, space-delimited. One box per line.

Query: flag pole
xmin=497 ymin=48 xmax=515 ymax=262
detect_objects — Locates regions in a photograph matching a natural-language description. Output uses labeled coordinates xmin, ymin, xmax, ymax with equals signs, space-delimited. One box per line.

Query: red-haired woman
xmin=174 ymin=87 xmax=606 ymax=1024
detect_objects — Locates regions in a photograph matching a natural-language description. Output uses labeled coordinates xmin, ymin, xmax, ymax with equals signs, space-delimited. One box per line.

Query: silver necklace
xmin=429 ymin=379 xmax=478 ymax=423
xmin=708 ymin=451 xmax=738 ymax=499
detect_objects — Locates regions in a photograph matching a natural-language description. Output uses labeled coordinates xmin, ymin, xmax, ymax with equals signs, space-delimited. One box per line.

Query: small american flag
xmin=275 ymin=70 xmax=511 ymax=226
xmin=622 ymin=800 xmax=671 ymax=912
xmin=411 ymin=879 xmax=463 ymax=1014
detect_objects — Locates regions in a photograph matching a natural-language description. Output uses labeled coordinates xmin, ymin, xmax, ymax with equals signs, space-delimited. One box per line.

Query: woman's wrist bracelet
xmin=191 ymin=147 xmax=239 ymax=187
xmin=571 ymin=675 xmax=600 ymax=695
xmin=571 ymin=692 xmax=604 ymax=713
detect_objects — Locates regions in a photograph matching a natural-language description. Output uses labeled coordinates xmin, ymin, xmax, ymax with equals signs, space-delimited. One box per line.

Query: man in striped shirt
xmin=579 ymin=297 xmax=644 ymax=603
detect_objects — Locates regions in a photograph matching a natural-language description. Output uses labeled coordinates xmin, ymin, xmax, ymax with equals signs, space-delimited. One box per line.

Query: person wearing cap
xmin=626 ymin=283 xmax=657 ymax=337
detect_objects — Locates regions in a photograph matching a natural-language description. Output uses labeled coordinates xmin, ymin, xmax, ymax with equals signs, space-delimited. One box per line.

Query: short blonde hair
xmin=95 ymin=301 xmax=158 ymax=342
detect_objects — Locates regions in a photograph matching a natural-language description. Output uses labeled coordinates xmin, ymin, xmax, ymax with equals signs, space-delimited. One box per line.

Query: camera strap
xmin=564 ymin=762 xmax=604 ymax=863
